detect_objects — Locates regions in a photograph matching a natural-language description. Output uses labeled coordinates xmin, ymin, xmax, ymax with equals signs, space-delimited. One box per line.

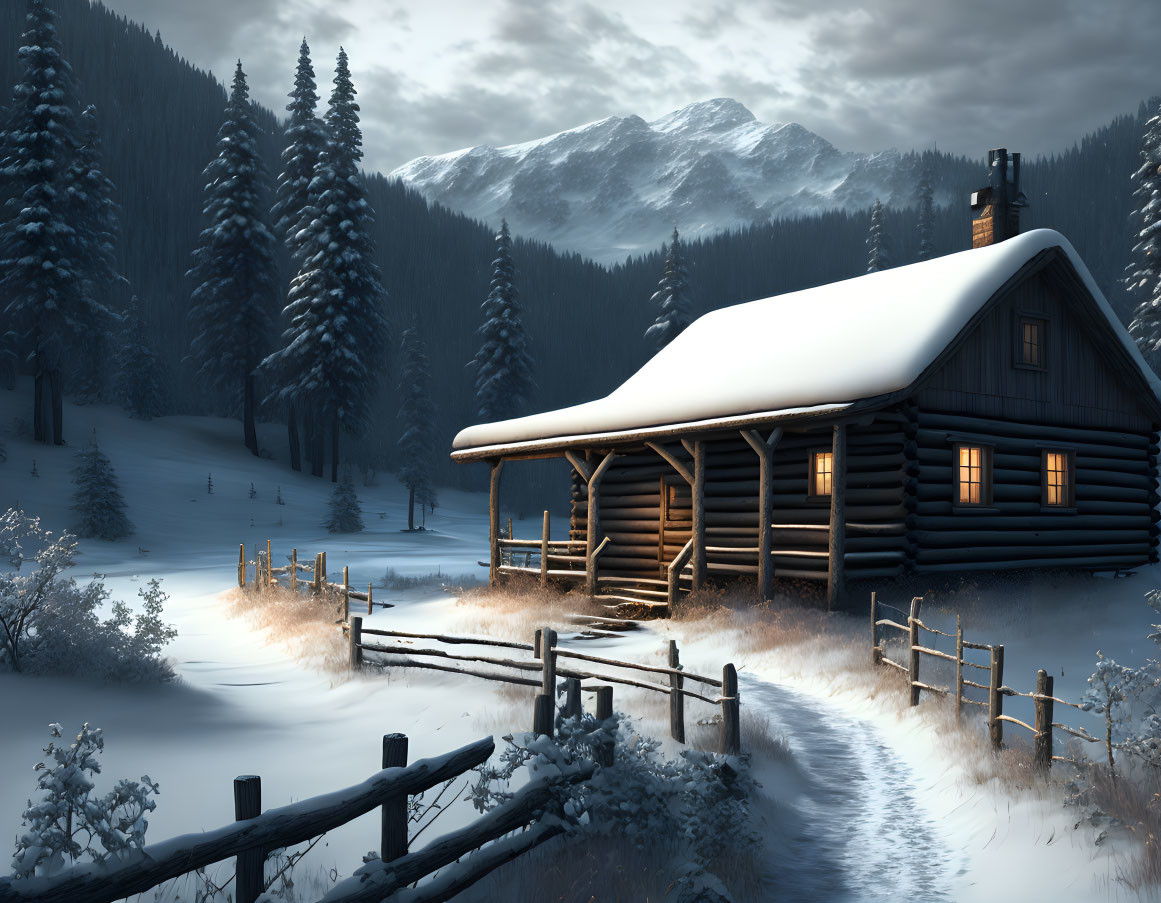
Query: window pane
xmin=958 ymin=446 xmax=983 ymax=504
xmin=1045 ymin=451 xmax=1069 ymax=506
xmin=1022 ymin=319 xmax=1041 ymax=366
xmin=813 ymin=452 xmax=832 ymax=496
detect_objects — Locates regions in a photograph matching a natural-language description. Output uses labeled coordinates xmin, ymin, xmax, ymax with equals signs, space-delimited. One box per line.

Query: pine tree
xmin=268 ymin=40 xmax=328 ymax=474
xmin=187 ymin=62 xmax=279 ymax=456
xmin=397 ymin=324 xmax=436 ymax=531
xmin=67 ymin=104 xmax=124 ymax=403
xmin=645 ymin=227 xmax=692 ymax=351
xmin=325 ymin=469 xmax=363 ymax=533
xmin=0 ymin=0 xmax=99 ymax=445
xmin=264 ymin=49 xmax=389 ymax=482
xmin=71 ymin=432 xmax=132 ymax=540
xmin=916 ymin=153 xmax=936 ymax=262
xmin=471 ymin=220 xmax=534 ymax=421
xmin=866 ymin=199 xmax=892 ymax=273
xmin=114 ymin=296 xmax=163 ymax=420
xmin=1127 ymin=98 xmax=1161 ymax=364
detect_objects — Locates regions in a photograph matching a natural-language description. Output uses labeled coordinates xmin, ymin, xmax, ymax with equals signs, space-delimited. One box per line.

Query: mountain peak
xmin=650 ymin=98 xmax=757 ymax=136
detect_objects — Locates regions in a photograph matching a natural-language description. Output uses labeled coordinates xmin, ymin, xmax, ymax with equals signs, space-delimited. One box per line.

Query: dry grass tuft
xmin=451 ymin=574 xmax=601 ymax=641
xmin=224 ymin=586 xmax=347 ymax=673
xmin=1084 ymin=762 xmax=1161 ymax=897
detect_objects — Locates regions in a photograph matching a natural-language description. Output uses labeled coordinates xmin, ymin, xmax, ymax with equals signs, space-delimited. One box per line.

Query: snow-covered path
xmin=743 ymin=675 xmax=957 ymax=902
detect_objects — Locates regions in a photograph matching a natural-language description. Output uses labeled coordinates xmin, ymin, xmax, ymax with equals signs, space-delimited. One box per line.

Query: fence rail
xmin=869 ymin=592 xmax=1105 ymax=769
xmin=352 ymin=620 xmax=742 ymax=755
xmin=0 ymin=733 xmax=585 ymax=903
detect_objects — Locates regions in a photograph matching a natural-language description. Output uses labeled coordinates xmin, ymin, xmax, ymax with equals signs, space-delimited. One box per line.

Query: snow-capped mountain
xmin=390 ymin=99 xmax=923 ymax=264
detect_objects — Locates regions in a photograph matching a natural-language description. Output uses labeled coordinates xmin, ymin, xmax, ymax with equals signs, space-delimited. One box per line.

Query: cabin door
xmin=658 ymin=476 xmax=692 ymax=577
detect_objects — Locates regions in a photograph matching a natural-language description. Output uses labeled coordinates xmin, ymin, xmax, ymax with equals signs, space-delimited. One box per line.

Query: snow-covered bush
xmin=0 ymin=510 xmax=176 ymax=679
xmin=1081 ymin=590 xmax=1161 ymax=773
xmin=11 ymin=722 xmax=160 ymax=878
xmin=469 ymin=708 xmax=759 ymax=892
xmin=325 ymin=471 xmax=364 ymax=533
xmin=71 ymin=434 xmax=133 ymax=540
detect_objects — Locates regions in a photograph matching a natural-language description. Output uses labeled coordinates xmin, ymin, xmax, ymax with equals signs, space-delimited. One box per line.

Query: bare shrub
xmin=225 ymin=584 xmax=346 ymax=673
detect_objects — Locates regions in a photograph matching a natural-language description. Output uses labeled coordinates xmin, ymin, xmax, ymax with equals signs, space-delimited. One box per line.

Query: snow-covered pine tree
xmin=866 ymin=199 xmax=892 ymax=273
xmin=187 ymin=62 xmax=280 ymax=456
xmin=67 ymin=104 xmax=124 ymax=403
xmin=645 ymin=227 xmax=693 ymax=351
xmin=264 ymin=49 xmax=389 ymax=482
xmin=916 ymin=153 xmax=936 ymax=262
xmin=0 ymin=0 xmax=101 ymax=445
xmin=325 ymin=469 xmax=364 ymax=533
xmin=114 ymin=296 xmax=164 ymax=420
xmin=268 ymin=39 xmax=328 ymax=474
xmin=397 ymin=324 xmax=436 ymax=531
xmin=1127 ymin=98 xmax=1161 ymax=365
xmin=71 ymin=432 xmax=132 ymax=540
xmin=471 ymin=219 xmax=534 ymax=422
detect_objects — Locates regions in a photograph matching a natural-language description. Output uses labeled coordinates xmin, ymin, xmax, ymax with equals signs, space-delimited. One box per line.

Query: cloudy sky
xmin=100 ymin=0 xmax=1161 ymax=174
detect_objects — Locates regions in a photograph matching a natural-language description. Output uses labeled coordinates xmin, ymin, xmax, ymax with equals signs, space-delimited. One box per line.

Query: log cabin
xmin=451 ymin=150 xmax=1161 ymax=613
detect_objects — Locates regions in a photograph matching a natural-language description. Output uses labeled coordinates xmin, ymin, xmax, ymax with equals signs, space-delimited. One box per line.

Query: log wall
xmin=568 ymin=411 xmax=914 ymax=583
xmin=909 ymin=408 xmax=1160 ymax=573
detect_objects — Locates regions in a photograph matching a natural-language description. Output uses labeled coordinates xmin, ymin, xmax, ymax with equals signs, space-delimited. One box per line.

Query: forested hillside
xmin=0 ymin=0 xmax=1151 ymax=510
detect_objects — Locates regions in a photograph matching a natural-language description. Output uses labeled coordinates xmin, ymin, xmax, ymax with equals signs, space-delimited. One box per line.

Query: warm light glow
xmin=958 ymin=446 xmax=983 ymax=504
xmin=1045 ymin=451 xmax=1069 ymax=506
xmin=813 ymin=451 xmax=833 ymax=496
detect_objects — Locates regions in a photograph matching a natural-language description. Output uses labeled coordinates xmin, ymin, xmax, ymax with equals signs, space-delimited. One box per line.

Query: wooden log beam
xmin=692 ymin=440 xmax=706 ymax=589
xmin=585 ymin=453 xmax=618 ymax=595
xmin=645 ymin=441 xmax=694 ymax=485
xmin=489 ymin=459 xmax=503 ymax=587
xmin=741 ymin=426 xmax=784 ymax=601
xmin=564 ymin=449 xmax=593 ymax=483
xmin=827 ymin=423 xmax=847 ymax=611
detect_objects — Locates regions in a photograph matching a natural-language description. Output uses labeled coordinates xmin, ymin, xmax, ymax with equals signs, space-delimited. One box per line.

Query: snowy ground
xmin=1 ymin=388 xmax=1159 ymax=901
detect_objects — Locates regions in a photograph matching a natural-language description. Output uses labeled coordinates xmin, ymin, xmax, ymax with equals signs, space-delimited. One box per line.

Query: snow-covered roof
xmin=452 ymin=229 xmax=1161 ymax=459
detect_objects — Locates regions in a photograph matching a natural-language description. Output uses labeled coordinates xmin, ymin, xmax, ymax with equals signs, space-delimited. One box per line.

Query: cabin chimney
xmin=970 ymin=148 xmax=1028 ymax=248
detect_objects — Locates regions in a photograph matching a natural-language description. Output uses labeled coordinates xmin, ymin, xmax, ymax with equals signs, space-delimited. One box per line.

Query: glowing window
xmin=956 ymin=445 xmax=991 ymax=505
xmin=1044 ymin=450 xmax=1074 ymax=507
xmin=810 ymin=451 xmax=833 ymax=497
xmin=1018 ymin=315 xmax=1047 ymax=369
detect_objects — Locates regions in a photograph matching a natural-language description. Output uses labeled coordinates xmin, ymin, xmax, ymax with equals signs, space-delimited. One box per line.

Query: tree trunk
xmin=50 ymin=368 xmax=63 ymax=446
xmin=330 ymin=412 xmax=339 ymax=483
xmin=309 ymin=411 xmax=324 ymax=478
xmin=303 ymin=406 xmax=314 ymax=466
xmin=408 ymin=486 xmax=415 ymax=531
xmin=33 ymin=369 xmax=45 ymax=443
xmin=287 ymin=402 xmax=302 ymax=472
xmin=243 ymin=372 xmax=258 ymax=456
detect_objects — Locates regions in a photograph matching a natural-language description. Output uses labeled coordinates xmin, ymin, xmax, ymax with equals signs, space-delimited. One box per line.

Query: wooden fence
xmin=870 ymin=592 xmax=1104 ymax=768
xmin=0 ymin=734 xmax=592 ymax=903
xmin=350 ymin=619 xmax=742 ymax=755
xmin=238 ymin=541 xmax=392 ymax=626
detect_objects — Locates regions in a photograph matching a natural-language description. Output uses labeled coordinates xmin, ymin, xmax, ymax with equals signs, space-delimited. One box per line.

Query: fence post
xmin=368 ymin=582 xmax=373 ymax=616
xmin=534 ymin=628 xmax=542 ymax=660
xmin=343 ymin=566 xmax=350 ymax=626
xmin=233 ymin=775 xmax=263 ymax=903
xmin=291 ymin=548 xmax=297 ymax=594
xmin=669 ymin=639 xmax=685 ymax=743
xmin=595 ymin=686 xmax=614 ymax=766
xmin=719 ymin=663 xmax=740 ymax=755
xmin=533 ymin=627 xmax=557 ymax=737
xmin=908 ymin=595 xmax=922 ymax=706
xmin=870 ymin=591 xmax=881 ymax=665
xmin=321 ymin=551 xmax=327 ymax=585
xmin=988 ymin=644 xmax=1005 ymax=749
xmin=541 ymin=510 xmax=550 ymax=589
xmin=253 ymin=550 xmax=262 ymax=592
xmin=564 ymin=677 xmax=582 ymax=718
xmin=955 ymin=614 xmax=964 ymax=723
xmin=349 ymin=616 xmax=363 ymax=670
xmin=313 ymin=553 xmax=321 ymax=594
xmin=1034 ymin=669 xmax=1053 ymax=770
xmin=381 ymin=734 xmax=408 ymax=862
xmin=266 ymin=540 xmax=272 ymax=587
xmin=238 ymin=544 xmax=245 ymax=588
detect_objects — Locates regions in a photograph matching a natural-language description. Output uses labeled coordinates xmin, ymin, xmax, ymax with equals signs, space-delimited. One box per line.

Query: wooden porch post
xmin=691 ymin=440 xmax=706 ymax=590
xmin=489 ymin=458 xmax=504 ymax=586
xmin=741 ymin=427 xmax=784 ymax=602
xmin=584 ymin=453 xmax=617 ymax=596
xmin=827 ymin=423 xmax=847 ymax=611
